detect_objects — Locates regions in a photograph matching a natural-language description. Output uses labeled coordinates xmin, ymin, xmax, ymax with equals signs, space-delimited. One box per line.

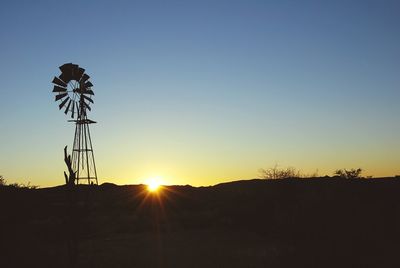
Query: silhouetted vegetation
xmin=259 ymin=166 xmax=369 ymax=180
xmin=64 ymin=146 xmax=76 ymax=187
xmin=259 ymin=165 xmax=299 ymax=179
xmin=63 ymin=146 xmax=79 ymax=268
xmin=0 ymin=175 xmax=38 ymax=189
xmin=334 ymin=168 xmax=363 ymax=179
xmin=259 ymin=165 xmax=318 ymax=179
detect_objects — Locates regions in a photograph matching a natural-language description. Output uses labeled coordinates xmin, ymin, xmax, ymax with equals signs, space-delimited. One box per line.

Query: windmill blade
xmin=59 ymin=72 xmax=72 ymax=84
xmin=59 ymin=63 xmax=76 ymax=83
xmin=55 ymin=92 xmax=68 ymax=101
xmin=84 ymin=89 xmax=95 ymax=95
xmin=71 ymin=64 xmax=81 ymax=80
xmin=53 ymin=85 xmax=67 ymax=93
xmin=59 ymin=63 xmax=73 ymax=73
xmin=83 ymin=94 xmax=94 ymax=103
xmin=58 ymin=97 xmax=70 ymax=110
xmin=80 ymin=73 xmax=90 ymax=83
xmin=75 ymin=67 xmax=85 ymax=81
xmin=83 ymin=101 xmax=91 ymax=111
xmin=71 ymin=101 xmax=75 ymax=118
xmin=64 ymin=99 xmax=72 ymax=114
xmin=52 ymin=77 xmax=67 ymax=87
xmin=84 ymin=81 xmax=93 ymax=88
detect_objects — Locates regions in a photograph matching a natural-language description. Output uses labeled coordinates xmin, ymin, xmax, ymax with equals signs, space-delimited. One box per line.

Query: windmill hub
xmin=52 ymin=63 xmax=98 ymax=185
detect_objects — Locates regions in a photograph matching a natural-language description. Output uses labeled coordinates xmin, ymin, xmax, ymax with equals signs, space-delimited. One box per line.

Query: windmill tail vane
xmin=52 ymin=63 xmax=98 ymax=185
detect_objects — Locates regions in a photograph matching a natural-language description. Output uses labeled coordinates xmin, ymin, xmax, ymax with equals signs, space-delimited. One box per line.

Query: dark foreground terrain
xmin=1 ymin=178 xmax=400 ymax=267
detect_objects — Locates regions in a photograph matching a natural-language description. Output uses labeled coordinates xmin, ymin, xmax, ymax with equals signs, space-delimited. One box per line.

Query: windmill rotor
xmin=52 ymin=63 xmax=95 ymax=118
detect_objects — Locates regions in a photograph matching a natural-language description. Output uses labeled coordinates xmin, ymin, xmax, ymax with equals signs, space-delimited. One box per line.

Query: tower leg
xmin=71 ymin=117 xmax=98 ymax=185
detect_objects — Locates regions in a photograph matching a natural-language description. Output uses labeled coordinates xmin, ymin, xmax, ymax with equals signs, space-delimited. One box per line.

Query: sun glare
xmin=146 ymin=177 xmax=162 ymax=192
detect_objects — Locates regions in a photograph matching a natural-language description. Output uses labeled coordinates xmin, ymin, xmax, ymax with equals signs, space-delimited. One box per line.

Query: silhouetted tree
xmin=64 ymin=146 xmax=76 ymax=187
xmin=64 ymin=146 xmax=78 ymax=267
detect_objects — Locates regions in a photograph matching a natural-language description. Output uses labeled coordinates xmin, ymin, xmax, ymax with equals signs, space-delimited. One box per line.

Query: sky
xmin=0 ymin=0 xmax=399 ymax=187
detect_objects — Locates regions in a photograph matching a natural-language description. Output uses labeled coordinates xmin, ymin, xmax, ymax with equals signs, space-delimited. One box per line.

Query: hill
xmin=1 ymin=178 xmax=400 ymax=267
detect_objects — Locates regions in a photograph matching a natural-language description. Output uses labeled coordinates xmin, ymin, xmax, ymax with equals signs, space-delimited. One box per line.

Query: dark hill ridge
xmin=1 ymin=178 xmax=400 ymax=267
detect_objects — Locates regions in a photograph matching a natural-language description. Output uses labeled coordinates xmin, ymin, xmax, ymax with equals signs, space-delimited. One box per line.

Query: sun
xmin=146 ymin=177 xmax=162 ymax=192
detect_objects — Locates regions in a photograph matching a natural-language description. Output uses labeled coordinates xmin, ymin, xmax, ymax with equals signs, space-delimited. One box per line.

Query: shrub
xmin=259 ymin=165 xmax=300 ymax=179
xmin=334 ymin=168 xmax=363 ymax=179
xmin=0 ymin=175 xmax=38 ymax=189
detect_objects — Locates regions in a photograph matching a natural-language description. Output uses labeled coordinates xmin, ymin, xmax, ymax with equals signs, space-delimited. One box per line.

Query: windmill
xmin=52 ymin=63 xmax=98 ymax=185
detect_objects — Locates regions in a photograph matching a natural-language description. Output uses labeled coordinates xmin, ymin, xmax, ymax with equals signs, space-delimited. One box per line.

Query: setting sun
xmin=146 ymin=177 xmax=162 ymax=192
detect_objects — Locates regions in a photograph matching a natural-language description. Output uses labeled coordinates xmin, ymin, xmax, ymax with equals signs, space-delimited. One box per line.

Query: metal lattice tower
xmin=52 ymin=63 xmax=98 ymax=185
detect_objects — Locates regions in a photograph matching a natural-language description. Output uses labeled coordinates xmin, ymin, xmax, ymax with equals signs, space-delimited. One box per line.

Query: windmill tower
xmin=52 ymin=63 xmax=98 ymax=185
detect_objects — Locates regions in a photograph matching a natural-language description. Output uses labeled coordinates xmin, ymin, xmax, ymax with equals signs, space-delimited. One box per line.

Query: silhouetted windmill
xmin=52 ymin=63 xmax=98 ymax=185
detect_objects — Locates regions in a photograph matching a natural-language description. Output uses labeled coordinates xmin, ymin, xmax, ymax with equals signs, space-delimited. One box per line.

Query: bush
xmin=259 ymin=165 xmax=300 ymax=179
xmin=0 ymin=175 xmax=38 ymax=189
xmin=334 ymin=168 xmax=363 ymax=179
xmin=10 ymin=182 xmax=39 ymax=189
xmin=259 ymin=165 xmax=320 ymax=180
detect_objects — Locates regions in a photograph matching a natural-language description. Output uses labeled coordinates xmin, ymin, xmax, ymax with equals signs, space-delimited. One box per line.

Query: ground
xmin=1 ymin=178 xmax=399 ymax=267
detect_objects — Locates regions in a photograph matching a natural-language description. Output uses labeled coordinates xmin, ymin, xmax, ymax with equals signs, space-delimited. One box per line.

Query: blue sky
xmin=0 ymin=0 xmax=399 ymax=186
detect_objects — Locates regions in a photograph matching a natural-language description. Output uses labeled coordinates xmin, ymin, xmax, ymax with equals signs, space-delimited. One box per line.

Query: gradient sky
xmin=0 ymin=0 xmax=399 ymax=187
